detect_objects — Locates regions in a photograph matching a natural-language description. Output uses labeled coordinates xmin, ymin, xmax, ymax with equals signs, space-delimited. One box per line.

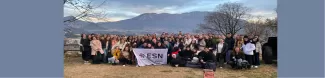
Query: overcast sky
xmin=64 ymin=0 xmax=277 ymax=22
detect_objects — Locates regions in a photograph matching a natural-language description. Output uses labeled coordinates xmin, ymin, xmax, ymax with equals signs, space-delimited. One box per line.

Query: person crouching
xmin=228 ymin=47 xmax=250 ymax=69
xmin=170 ymin=54 xmax=186 ymax=67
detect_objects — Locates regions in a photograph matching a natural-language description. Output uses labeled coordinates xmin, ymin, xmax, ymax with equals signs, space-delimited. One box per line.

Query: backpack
xmin=234 ymin=59 xmax=251 ymax=69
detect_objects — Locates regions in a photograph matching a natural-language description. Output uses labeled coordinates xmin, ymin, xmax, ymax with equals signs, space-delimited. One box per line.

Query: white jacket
xmin=242 ymin=43 xmax=256 ymax=55
xmin=255 ymin=42 xmax=262 ymax=53
xmin=185 ymin=38 xmax=192 ymax=46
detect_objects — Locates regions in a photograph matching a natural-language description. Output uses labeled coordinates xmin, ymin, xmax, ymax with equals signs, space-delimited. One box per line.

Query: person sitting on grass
xmin=228 ymin=47 xmax=249 ymax=69
xmin=119 ymin=46 xmax=133 ymax=66
xmin=106 ymin=46 xmax=115 ymax=64
xmin=112 ymin=46 xmax=121 ymax=65
xmin=179 ymin=46 xmax=195 ymax=61
xmin=170 ymin=54 xmax=186 ymax=67
xmin=198 ymin=47 xmax=216 ymax=70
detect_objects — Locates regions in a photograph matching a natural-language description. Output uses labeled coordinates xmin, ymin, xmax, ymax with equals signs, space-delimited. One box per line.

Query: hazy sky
xmin=64 ymin=0 xmax=277 ymax=22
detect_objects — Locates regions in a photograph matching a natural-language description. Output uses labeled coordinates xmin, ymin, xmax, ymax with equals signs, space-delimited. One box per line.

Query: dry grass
xmin=64 ymin=56 xmax=277 ymax=78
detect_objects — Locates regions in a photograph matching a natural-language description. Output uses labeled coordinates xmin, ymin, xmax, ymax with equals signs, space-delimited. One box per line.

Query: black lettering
xmin=147 ymin=53 xmax=151 ymax=58
xmin=158 ymin=54 xmax=163 ymax=58
xmin=152 ymin=53 xmax=157 ymax=58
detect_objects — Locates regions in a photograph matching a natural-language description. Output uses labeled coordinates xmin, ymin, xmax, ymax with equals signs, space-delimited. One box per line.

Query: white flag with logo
xmin=133 ymin=48 xmax=168 ymax=66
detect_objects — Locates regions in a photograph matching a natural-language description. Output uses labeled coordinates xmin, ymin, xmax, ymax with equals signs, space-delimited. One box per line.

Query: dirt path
xmin=64 ymin=56 xmax=277 ymax=78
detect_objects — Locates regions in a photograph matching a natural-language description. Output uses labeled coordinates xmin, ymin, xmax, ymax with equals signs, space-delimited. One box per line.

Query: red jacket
xmin=171 ymin=49 xmax=180 ymax=55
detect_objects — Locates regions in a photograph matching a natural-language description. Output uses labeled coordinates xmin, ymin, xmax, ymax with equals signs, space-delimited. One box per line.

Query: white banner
xmin=133 ymin=48 xmax=168 ymax=66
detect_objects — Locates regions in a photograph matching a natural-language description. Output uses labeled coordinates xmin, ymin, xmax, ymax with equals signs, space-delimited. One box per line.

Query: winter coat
xmin=242 ymin=43 xmax=256 ymax=55
xmin=225 ymin=37 xmax=235 ymax=50
xmin=90 ymin=40 xmax=104 ymax=55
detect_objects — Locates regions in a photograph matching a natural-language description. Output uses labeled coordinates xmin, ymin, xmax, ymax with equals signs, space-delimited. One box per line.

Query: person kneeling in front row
xmin=199 ymin=47 xmax=217 ymax=71
xmin=228 ymin=47 xmax=251 ymax=69
xmin=170 ymin=54 xmax=186 ymax=67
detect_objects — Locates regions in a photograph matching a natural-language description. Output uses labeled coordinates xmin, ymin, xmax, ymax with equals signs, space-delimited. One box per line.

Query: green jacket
xmin=211 ymin=37 xmax=220 ymax=46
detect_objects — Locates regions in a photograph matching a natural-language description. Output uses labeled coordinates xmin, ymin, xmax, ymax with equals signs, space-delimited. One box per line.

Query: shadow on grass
xmin=160 ymin=70 xmax=173 ymax=72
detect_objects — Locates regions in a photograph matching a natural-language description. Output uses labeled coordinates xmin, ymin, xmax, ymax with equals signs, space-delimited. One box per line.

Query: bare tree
xmin=243 ymin=16 xmax=277 ymax=43
xmin=198 ymin=2 xmax=251 ymax=36
xmin=265 ymin=17 xmax=277 ymax=36
xmin=64 ymin=0 xmax=108 ymax=23
xmin=244 ymin=16 xmax=266 ymax=36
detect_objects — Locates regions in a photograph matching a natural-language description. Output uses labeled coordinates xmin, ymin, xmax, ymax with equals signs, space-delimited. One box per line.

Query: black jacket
xmin=106 ymin=40 xmax=112 ymax=50
xmin=179 ymin=50 xmax=194 ymax=60
xmin=212 ymin=43 xmax=228 ymax=54
xmin=205 ymin=39 xmax=213 ymax=48
xmin=230 ymin=52 xmax=245 ymax=61
xmin=80 ymin=38 xmax=90 ymax=47
xmin=100 ymin=40 xmax=107 ymax=48
xmin=170 ymin=56 xmax=187 ymax=67
xmin=225 ymin=37 xmax=235 ymax=50
xmin=80 ymin=38 xmax=91 ymax=51
xmin=198 ymin=51 xmax=216 ymax=62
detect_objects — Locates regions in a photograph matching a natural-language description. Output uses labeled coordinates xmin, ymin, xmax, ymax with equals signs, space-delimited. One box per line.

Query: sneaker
xmin=84 ymin=61 xmax=89 ymax=64
xmin=220 ymin=67 xmax=223 ymax=69
xmin=86 ymin=61 xmax=91 ymax=64
xmin=123 ymin=65 xmax=126 ymax=67
xmin=254 ymin=66 xmax=258 ymax=68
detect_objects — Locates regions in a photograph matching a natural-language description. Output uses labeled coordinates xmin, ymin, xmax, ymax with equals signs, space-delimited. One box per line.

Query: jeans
xmin=225 ymin=50 xmax=232 ymax=62
xmin=102 ymin=48 xmax=107 ymax=63
xmin=107 ymin=57 xmax=116 ymax=64
xmin=253 ymin=52 xmax=260 ymax=66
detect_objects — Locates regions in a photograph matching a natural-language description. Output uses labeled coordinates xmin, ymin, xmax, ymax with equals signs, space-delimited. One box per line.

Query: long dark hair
xmin=81 ymin=34 xmax=86 ymax=38
xmin=251 ymin=37 xmax=260 ymax=44
xmin=87 ymin=34 xmax=92 ymax=40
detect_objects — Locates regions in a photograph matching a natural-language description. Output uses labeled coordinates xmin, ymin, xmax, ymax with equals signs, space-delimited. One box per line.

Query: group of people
xmin=79 ymin=31 xmax=262 ymax=70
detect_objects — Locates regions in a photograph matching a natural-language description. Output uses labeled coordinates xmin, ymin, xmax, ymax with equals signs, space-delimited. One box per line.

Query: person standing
xmin=252 ymin=36 xmax=262 ymax=68
xmin=111 ymin=37 xmax=119 ymax=51
xmin=155 ymin=42 xmax=166 ymax=49
xmin=205 ymin=36 xmax=213 ymax=48
xmin=184 ymin=36 xmax=192 ymax=46
xmin=80 ymin=34 xmax=91 ymax=64
xmin=198 ymin=35 xmax=206 ymax=51
xmin=100 ymin=36 xmax=108 ymax=63
xmin=90 ymin=36 xmax=104 ymax=64
xmin=212 ymin=39 xmax=228 ymax=68
xmin=235 ymin=35 xmax=244 ymax=48
xmin=224 ymin=33 xmax=235 ymax=63
xmin=242 ymin=36 xmax=256 ymax=68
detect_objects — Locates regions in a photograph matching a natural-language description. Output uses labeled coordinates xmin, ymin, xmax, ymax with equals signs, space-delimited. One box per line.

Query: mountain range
xmin=64 ymin=11 xmax=210 ymax=35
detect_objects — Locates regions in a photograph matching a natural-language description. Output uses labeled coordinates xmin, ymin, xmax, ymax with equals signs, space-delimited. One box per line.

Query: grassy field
xmin=64 ymin=56 xmax=277 ymax=78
